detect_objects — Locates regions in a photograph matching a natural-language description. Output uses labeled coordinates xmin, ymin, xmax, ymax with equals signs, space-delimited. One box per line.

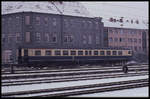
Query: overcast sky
xmin=81 ymin=2 xmax=148 ymax=20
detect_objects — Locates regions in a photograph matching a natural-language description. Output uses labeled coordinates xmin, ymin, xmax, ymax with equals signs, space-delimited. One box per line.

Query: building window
xmin=25 ymin=32 xmax=30 ymax=43
xmin=82 ymin=21 xmax=86 ymax=28
xmin=83 ymin=35 xmax=87 ymax=44
xmin=44 ymin=17 xmax=48 ymax=26
xmin=114 ymin=38 xmax=118 ymax=42
xmin=35 ymin=50 xmax=41 ymax=56
xmin=36 ymin=16 xmax=40 ymax=25
xmin=2 ymin=34 xmax=6 ymax=43
xmin=96 ymin=36 xmax=100 ymax=44
xmin=16 ymin=33 xmax=21 ymax=42
xmin=35 ymin=32 xmax=41 ymax=42
xmin=88 ymin=21 xmax=92 ymax=29
xmin=120 ymin=29 xmax=123 ymax=34
xmin=139 ymin=46 xmax=141 ymax=50
xmin=139 ymin=39 xmax=141 ymax=43
xmin=25 ymin=16 xmax=30 ymax=25
xmin=134 ymin=38 xmax=137 ymax=43
xmin=45 ymin=50 xmax=51 ymax=55
xmin=95 ymin=22 xmax=99 ymax=29
xmin=122 ymin=38 xmax=126 ymax=42
xmin=119 ymin=38 xmax=122 ymax=42
xmin=52 ymin=18 xmax=57 ymax=26
xmin=135 ymin=46 xmax=137 ymax=51
xmin=114 ymin=29 xmax=118 ymax=34
xmin=88 ymin=35 xmax=92 ymax=44
xmin=52 ymin=34 xmax=57 ymax=43
xmin=45 ymin=33 xmax=50 ymax=42
xmin=109 ymin=29 xmax=113 ymax=33
xmin=64 ymin=19 xmax=68 ymax=28
xmin=109 ymin=37 xmax=113 ymax=42
xmin=129 ymin=38 xmax=133 ymax=42
xmin=64 ymin=35 xmax=73 ymax=43
xmin=64 ymin=36 xmax=68 ymax=43
xmin=2 ymin=50 xmax=12 ymax=63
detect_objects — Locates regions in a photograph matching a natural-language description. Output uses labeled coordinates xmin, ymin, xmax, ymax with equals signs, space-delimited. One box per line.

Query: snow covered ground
xmin=73 ymin=87 xmax=148 ymax=97
xmin=2 ymin=75 xmax=148 ymax=96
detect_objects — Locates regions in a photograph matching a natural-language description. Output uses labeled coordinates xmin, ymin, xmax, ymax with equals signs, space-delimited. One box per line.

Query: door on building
xmin=2 ymin=50 xmax=12 ymax=64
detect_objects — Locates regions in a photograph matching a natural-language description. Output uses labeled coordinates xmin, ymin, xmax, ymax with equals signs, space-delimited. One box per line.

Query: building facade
xmin=2 ymin=12 xmax=105 ymax=64
xmin=103 ymin=17 xmax=148 ymax=55
xmin=105 ymin=27 xmax=148 ymax=53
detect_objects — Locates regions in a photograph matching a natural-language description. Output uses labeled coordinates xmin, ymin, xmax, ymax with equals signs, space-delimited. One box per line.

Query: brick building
xmin=103 ymin=17 xmax=148 ymax=54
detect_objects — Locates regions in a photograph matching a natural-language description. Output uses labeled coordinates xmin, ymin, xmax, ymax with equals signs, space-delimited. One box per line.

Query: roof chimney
xmin=136 ymin=20 xmax=139 ymax=24
xmin=131 ymin=20 xmax=133 ymax=24
xmin=109 ymin=17 xmax=113 ymax=22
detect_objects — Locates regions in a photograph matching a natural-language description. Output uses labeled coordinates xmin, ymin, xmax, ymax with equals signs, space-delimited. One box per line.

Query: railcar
xmin=18 ymin=47 xmax=132 ymax=65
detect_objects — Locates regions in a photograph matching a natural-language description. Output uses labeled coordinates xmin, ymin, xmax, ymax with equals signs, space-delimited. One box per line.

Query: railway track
xmin=2 ymin=64 xmax=148 ymax=86
xmin=2 ymin=70 xmax=148 ymax=86
xmin=2 ymin=66 xmax=148 ymax=80
xmin=2 ymin=64 xmax=148 ymax=74
xmin=2 ymin=78 xmax=148 ymax=97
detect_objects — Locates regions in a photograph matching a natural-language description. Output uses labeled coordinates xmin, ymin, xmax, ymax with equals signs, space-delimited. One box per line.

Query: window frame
xmin=35 ymin=50 xmax=41 ymax=56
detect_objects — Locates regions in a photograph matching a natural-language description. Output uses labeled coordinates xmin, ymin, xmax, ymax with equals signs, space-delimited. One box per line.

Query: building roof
xmin=82 ymin=2 xmax=148 ymax=30
xmin=2 ymin=1 xmax=93 ymax=17
xmin=102 ymin=16 xmax=148 ymax=29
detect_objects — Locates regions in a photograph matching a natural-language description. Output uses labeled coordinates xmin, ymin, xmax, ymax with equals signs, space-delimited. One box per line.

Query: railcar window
xmin=106 ymin=51 xmax=111 ymax=55
xmin=24 ymin=49 xmax=28 ymax=56
xmin=78 ymin=51 xmax=83 ymax=55
xmin=128 ymin=51 xmax=132 ymax=54
xmin=55 ymin=50 xmax=61 ymax=55
xmin=85 ymin=51 xmax=88 ymax=55
xmin=100 ymin=51 xmax=105 ymax=55
xmin=118 ymin=51 xmax=122 ymax=55
xmin=35 ymin=50 xmax=41 ymax=56
xmin=94 ymin=51 xmax=98 ymax=55
xmin=63 ymin=51 xmax=68 ymax=55
xmin=112 ymin=51 xmax=117 ymax=55
xmin=89 ymin=51 xmax=92 ymax=55
xmin=45 ymin=50 xmax=51 ymax=55
xmin=71 ymin=51 xmax=76 ymax=55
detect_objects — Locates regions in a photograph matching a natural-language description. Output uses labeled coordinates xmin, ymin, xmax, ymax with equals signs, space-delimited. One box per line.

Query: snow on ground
xmin=2 ymin=75 xmax=148 ymax=93
xmin=73 ymin=87 xmax=149 ymax=97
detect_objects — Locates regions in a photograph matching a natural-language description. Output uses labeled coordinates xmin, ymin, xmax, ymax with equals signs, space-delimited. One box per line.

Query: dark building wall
xmin=142 ymin=30 xmax=147 ymax=52
xmin=21 ymin=12 xmax=104 ymax=49
xmin=61 ymin=15 xmax=104 ymax=49
xmin=2 ymin=12 xmax=104 ymax=63
xmin=2 ymin=13 xmax=23 ymax=63
xmin=22 ymin=12 xmax=62 ymax=48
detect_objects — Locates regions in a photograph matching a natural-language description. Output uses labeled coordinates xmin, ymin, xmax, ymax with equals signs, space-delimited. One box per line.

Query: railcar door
xmin=24 ymin=49 xmax=29 ymax=63
xmin=18 ymin=47 xmax=22 ymax=64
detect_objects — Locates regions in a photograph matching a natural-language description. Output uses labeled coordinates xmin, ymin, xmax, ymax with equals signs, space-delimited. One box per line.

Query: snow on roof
xmin=2 ymin=1 xmax=93 ymax=17
xmin=102 ymin=16 xmax=148 ymax=29
xmin=82 ymin=2 xmax=148 ymax=29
